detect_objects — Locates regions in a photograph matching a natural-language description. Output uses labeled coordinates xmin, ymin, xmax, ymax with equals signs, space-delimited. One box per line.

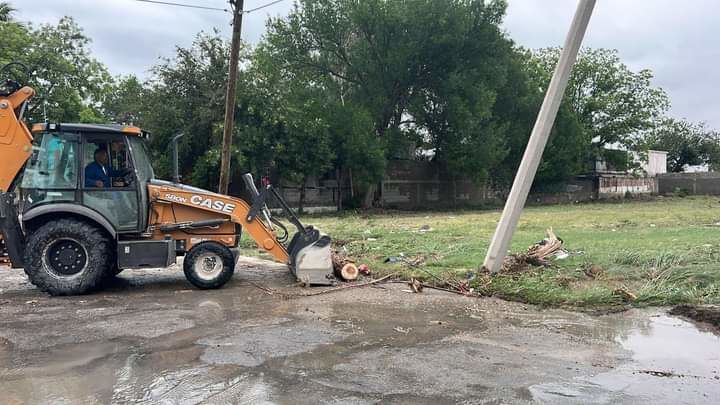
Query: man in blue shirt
xmin=85 ymin=148 xmax=126 ymax=188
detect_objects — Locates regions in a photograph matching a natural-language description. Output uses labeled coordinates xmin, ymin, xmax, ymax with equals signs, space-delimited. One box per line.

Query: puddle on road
xmin=198 ymin=320 xmax=348 ymax=367
xmin=113 ymin=361 xmax=274 ymax=404
xmin=621 ymin=315 xmax=719 ymax=378
xmin=531 ymin=314 xmax=720 ymax=404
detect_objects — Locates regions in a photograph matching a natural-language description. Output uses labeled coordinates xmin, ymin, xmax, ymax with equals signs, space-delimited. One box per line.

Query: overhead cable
xmin=135 ymin=0 xmax=229 ymax=12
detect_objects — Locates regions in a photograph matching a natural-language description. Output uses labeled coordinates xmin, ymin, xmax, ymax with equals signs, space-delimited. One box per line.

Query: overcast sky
xmin=14 ymin=0 xmax=719 ymax=128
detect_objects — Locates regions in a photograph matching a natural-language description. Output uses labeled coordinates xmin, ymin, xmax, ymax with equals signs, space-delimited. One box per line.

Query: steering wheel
xmin=122 ymin=170 xmax=135 ymax=187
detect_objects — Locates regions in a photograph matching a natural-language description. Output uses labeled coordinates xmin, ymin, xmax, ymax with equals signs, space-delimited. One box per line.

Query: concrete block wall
xmin=381 ymin=161 xmax=656 ymax=209
xmin=658 ymin=172 xmax=720 ymax=195
xmin=231 ymin=161 xmax=682 ymax=211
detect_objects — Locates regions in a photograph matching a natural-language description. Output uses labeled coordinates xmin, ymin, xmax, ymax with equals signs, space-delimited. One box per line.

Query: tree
xmin=139 ymin=32 xmax=236 ymax=188
xmin=405 ymin=0 xmax=517 ymax=183
xmin=0 ymin=16 xmax=112 ymax=123
xmin=273 ymin=93 xmax=335 ymax=214
xmin=240 ymin=45 xmax=336 ymax=212
xmin=102 ymin=75 xmax=145 ymax=124
xmin=642 ymin=118 xmax=720 ymax=172
xmin=264 ymin=0 xmax=514 ymax=205
xmin=531 ymin=48 xmax=669 ymax=161
xmin=326 ymin=102 xmax=385 ymax=209
xmin=0 ymin=1 xmax=14 ymax=22
xmin=491 ymin=49 xmax=589 ymax=189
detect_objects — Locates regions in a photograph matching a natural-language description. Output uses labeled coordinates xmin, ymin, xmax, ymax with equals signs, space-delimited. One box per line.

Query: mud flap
xmin=287 ymin=227 xmax=334 ymax=285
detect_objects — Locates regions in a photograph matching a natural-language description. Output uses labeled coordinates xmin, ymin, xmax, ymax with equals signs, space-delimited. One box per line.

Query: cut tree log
xmin=338 ymin=263 xmax=359 ymax=281
xmin=332 ymin=250 xmax=358 ymax=281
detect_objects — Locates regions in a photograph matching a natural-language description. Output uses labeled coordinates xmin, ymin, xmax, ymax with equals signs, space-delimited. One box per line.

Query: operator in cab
xmin=85 ymin=148 xmax=128 ymax=188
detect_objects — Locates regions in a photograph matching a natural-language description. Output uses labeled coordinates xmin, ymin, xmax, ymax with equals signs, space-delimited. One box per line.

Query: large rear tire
xmin=183 ymin=242 xmax=235 ymax=289
xmin=23 ymin=219 xmax=112 ymax=295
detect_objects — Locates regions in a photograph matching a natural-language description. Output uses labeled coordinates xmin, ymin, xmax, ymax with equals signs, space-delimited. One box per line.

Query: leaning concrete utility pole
xmin=483 ymin=0 xmax=596 ymax=272
xmin=218 ymin=0 xmax=245 ymax=194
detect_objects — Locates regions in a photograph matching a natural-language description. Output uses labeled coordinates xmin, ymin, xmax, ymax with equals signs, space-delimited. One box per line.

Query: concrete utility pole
xmin=483 ymin=0 xmax=596 ymax=272
xmin=218 ymin=0 xmax=245 ymax=194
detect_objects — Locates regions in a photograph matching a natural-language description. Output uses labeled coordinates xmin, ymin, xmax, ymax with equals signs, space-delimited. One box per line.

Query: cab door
xmin=126 ymin=136 xmax=154 ymax=232
xmin=80 ymin=135 xmax=140 ymax=232
xmin=20 ymin=131 xmax=80 ymax=209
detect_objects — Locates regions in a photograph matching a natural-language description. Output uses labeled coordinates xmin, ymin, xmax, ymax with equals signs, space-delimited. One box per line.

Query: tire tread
xmin=23 ymin=219 xmax=111 ymax=295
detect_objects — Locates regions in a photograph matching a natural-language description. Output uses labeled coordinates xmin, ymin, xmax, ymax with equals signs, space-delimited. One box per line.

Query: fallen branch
xmin=420 ymin=283 xmax=478 ymax=297
xmin=249 ymin=274 xmax=396 ymax=298
xmin=247 ymin=281 xmax=277 ymax=296
xmin=298 ymin=274 xmax=395 ymax=297
xmin=414 ymin=266 xmax=469 ymax=293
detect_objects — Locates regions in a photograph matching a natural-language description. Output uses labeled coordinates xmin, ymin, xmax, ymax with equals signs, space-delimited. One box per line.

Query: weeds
xmin=240 ymin=197 xmax=720 ymax=308
xmin=613 ymin=250 xmax=685 ymax=269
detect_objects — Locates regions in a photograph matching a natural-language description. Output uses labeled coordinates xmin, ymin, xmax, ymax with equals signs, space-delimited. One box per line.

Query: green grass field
xmin=241 ymin=196 xmax=720 ymax=309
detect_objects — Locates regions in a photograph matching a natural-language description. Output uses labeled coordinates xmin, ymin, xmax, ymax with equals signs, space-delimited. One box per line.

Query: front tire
xmin=183 ymin=242 xmax=235 ymax=289
xmin=23 ymin=219 xmax=112 ymax=295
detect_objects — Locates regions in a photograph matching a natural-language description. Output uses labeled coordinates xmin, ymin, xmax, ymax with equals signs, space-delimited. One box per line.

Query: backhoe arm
xmin=0 ymin=86 xmax=35 ymax=192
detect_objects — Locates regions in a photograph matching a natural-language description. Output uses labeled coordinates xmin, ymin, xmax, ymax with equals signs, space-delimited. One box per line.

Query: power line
xmin=133 ymin=0 xmax=286 ymax=15
xmin=134 ymin=0 xmax=229 ymax=12
xmin=243 ymin=0 xmax=285 ymax=14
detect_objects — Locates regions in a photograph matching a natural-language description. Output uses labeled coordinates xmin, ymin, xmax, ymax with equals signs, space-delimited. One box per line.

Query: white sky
xmin=14 ymin=0 xmax=720 ymax=128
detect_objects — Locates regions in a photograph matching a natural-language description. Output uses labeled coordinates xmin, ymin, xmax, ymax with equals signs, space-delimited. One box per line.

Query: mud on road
xmin=1 ymin=258 xmax=719 ymax=404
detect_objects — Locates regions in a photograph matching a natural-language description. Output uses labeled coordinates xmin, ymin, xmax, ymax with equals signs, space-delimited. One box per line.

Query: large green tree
xmin=0 ymin=16 xmax=111 ymax=123
xmin=138 ymin=33 xmax=235 ymax=188
xmin=489 ymin=49 xmax=588 ymax=188
xmin=246 ymin=43 xmax=381 ymax=210
xmin=238 ymin=46 xmax=335 ymax=212
xmin=264 ymin=0 xmax=519 ymax=204
xmin=642 ymin=118 xmax=720 ymax=172
xmin=102 ymin=75 xmax=145 ymax=125
xmin=531 ymin=47 xmax=669 ymax=160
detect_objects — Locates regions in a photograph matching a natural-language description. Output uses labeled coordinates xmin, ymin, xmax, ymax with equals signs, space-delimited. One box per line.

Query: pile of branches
xmin=501 ymin=228 xmax=564 ymax=273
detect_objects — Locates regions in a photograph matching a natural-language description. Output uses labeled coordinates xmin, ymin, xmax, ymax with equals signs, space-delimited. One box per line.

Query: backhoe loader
xmin=0 ymin=63 xmax=334 ymax=295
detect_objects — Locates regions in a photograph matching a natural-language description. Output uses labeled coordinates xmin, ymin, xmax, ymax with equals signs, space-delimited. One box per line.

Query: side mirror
xmin=171 ymin=133 xmax=184 ymax=184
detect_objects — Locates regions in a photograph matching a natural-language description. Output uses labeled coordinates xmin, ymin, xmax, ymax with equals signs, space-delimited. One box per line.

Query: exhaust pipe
xmin=171 ymin=133 xmax=184 ymax=184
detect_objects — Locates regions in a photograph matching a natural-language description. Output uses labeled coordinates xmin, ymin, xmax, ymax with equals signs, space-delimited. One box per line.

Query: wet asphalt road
xmin=1 ymin=258 xmax=719 ymax=404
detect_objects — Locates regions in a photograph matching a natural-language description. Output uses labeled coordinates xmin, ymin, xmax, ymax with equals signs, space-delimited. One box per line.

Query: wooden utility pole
xmin=482 ymin=0 xmax=596 ymax=272
xmin=218 ymin=0 xmax=244 ymax=194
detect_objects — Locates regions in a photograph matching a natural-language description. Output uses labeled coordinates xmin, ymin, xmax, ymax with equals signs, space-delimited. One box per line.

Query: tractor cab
xmin=21 ymin=123 xmax=154 ymax=234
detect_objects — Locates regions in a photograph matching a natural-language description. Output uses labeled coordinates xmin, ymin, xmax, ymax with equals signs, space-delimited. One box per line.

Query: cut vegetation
xmin=241 ymin=196 xmax=720 ymax=309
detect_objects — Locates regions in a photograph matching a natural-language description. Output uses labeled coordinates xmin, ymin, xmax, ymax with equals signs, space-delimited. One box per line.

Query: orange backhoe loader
xmin=0 ymin=63 xmax=334 ymax=295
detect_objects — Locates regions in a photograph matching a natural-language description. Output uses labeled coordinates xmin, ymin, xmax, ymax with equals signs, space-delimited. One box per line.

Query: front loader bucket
xmin=240 ymin=173 xmax=335 ymax=285
xmin=287 ymin=227 xmax=334 ymax=285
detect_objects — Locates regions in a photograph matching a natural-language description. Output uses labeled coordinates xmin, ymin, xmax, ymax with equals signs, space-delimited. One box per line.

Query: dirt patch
xmin=669 ymin=305 xmax=720 ymax=332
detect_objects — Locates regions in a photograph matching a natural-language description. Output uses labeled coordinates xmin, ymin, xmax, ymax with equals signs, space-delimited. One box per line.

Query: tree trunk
xmin=336 ymin=167 xmax=343 ymax=212
xmin=298 ymin=176 xmax=307 ymax=215
xmin=361 ymin=183 xmax=377 ymax=209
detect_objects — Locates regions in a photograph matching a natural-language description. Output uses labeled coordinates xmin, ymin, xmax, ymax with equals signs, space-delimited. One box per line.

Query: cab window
xmin=82 ymin=136 xmax=139 ymax=231
xmin=82 ymin=138 xmax=132 ymax=189
xmin=128 ymin=136 xmax=154 ymax=183
xmin=21 ymin=132 xmax=78 ymax=189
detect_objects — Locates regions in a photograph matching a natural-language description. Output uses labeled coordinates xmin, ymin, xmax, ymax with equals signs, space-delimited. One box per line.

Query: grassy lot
xmin=241 ymin=196 xmax=720 ymax=309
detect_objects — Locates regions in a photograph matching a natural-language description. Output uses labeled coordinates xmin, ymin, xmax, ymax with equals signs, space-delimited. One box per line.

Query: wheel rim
xmin=43 ymin=238 xmax=88 ymax=278
xmin=193 ymin=252 xmax=223 ymax=281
